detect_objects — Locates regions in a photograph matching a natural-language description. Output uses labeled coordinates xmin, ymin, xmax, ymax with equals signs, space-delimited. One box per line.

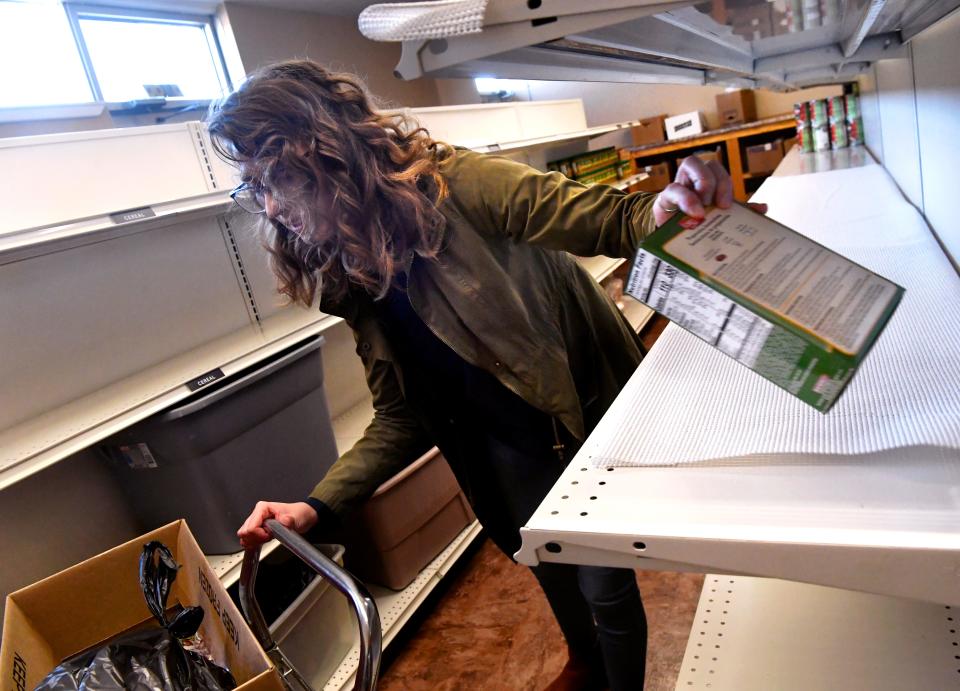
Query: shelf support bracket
xmin=843 ymin=0 xmax=888 ymax=58
xmin=392 ymin=1 xmax=694 ymax=79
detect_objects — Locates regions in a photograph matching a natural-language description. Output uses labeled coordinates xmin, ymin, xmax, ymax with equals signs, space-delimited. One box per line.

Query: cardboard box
xmin=1 ymin=521 xmax=283 ymax=691
xmin=343 ymin=449 xmax=475 ymax=590
xmin=630 ymin=115 xmax=667 ymax=146
xmin=665 ymin=111 xmax=707 ymax=141
xmin=745 ymin=138 xmax=785 ymax=173
xmin=625 ymin=204 xmax=904 ymax=412
xmin=716 ymin=89 xmax=757 ymax=126
xmin=631 ymin=162 xmax=672 ymax=193
xmin=770 ymin=0 xmax=791 ymax=35
xmin=728 ymin=2 xmax=773 ymax=40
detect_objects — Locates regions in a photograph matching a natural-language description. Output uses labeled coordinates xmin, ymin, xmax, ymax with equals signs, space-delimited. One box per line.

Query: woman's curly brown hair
xmin=207 ymin=60 xmax=452 ymax=306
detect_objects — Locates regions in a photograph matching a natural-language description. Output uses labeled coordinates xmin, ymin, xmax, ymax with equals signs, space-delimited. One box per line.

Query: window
xmin=68 ymin=4 xmax=230 ymax=103
xmin=0 ymin=1 xmax=93 ymax=108
xmin=0 ymin=1 xmax=231 ymax=111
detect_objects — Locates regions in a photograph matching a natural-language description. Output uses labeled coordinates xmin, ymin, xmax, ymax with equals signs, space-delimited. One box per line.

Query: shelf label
xmin=109 ymin=206 xmax=156 ymax=224
xmin=187 ymin=368 xmax=224 ymax=391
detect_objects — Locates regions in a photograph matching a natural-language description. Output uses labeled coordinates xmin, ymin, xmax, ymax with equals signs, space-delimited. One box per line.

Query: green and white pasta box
xmin=626 ymin=203 xmax=904 ymax=412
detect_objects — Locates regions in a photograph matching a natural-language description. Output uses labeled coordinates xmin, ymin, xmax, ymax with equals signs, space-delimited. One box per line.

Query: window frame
xmin=0 ymin=1 xmax=233 ymax=120
xmin=64 ymin=2 xmax=233 ymax=105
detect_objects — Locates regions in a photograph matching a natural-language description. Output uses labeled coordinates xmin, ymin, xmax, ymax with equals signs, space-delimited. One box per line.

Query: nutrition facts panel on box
xmin=628 ymin=250 xmax=773 ymax=368
xmin=662 ymin=206 xmax=900 ymax=354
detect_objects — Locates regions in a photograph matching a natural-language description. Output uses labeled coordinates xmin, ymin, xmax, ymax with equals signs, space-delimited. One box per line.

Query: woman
xmin=211 ymin=60 xmax=736 ymax=690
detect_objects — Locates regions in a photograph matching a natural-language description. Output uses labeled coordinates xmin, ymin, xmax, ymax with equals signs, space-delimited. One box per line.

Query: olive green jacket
xmin=310 ymin=149 xmax=658 ymax=517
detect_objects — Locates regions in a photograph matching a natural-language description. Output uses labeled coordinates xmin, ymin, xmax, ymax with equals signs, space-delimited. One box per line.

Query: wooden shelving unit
xmin=625 ymin=114 xmax=797 ymax=202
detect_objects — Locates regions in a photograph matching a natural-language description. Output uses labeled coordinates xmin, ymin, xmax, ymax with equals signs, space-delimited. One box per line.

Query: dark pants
xmin=454 ymin=429 xmax=648 ymax=691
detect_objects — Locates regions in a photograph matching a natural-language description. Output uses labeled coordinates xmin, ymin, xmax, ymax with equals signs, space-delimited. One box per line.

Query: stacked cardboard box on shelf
xmin=716 ymin=89 xmax=757 ymax=126
xmin=342 ymin=448 xmax=475 ymax=590
xmin=631 ymin=162 xmax=672 ymax=193
xmin=728 ymin=1 xmax=773 ymax=40
xmin=665 ymin=111 xmax=707 ymax=140
xmin=630 ymin=115 xmax=668 ymax=146
xmin=745 ymin=138 xmax=785 ymax=173
xmin=724 ymin=0 xmax=793 ymax=39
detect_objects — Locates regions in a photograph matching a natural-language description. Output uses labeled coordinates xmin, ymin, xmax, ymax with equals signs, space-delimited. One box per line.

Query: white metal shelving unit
xmin=0 ymin=191 xmax=232 ymax=264
xmin=407 ymin=99 xmax=642 ymax=155
xmin=517 ymin=147 xmax=960 ymax=619
xmin=676 ymin=575 xmax=960 ymax=689
xmin=0 ymin=123 xmax=353 ymax=494
xmin=576 ymin=255 xmax=626 ymax=283
xmin=469 ymin=119 xmax=646 ymax=154
xmin=0 ymin=308 xmax=338 ymax=493
xmin=621 ymin=295 xmax=655 ymax=332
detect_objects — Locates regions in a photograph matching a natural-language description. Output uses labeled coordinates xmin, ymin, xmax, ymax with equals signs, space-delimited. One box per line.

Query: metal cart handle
xmin=238 ymin=519 xmax=382 ymax=691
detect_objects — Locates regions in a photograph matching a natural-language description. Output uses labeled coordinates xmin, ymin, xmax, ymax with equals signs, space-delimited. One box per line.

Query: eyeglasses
xmin=230 ymin=181 xmax=266 ymax=215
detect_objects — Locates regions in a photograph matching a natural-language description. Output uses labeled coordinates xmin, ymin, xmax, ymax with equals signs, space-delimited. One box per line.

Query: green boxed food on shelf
xmin=570 ymin=147 xmax=618 ymax=177
xmin=578 ymin=164 xmax=620 ymax=186
xmin=548 ymin=147 xmax=619 ymax=181
xmin=625 ymin=203 xmax=904 ymax=412
xmin=546 ymin=157 xmax=573 ymax=178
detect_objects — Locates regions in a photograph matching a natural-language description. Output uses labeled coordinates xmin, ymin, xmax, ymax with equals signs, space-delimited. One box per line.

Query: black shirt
xmin=373 ymin=279 xmax=557 ymax=459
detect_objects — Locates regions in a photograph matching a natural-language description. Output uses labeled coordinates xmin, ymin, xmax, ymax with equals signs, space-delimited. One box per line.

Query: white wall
xmin=223 ymin=3 xmax=442 ymax=109
xmin=912 ymin=9 xmax=960 ymax=267
xmin=858 ymin=67 xmax=883 ymax=162
xmin=447 ymin=79 xmax=842 ymax=129
xmin=858 ymin=10 xmax=960 ymax=267
xmin=874 ymin=50 xmax=924 ymax=208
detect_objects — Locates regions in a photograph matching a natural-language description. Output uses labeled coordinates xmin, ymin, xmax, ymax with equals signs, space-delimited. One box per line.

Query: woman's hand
xmin=238 ymin=500 xmax=319 ymax=549
xmin=652 ymin=156 xmax=767 ymax=226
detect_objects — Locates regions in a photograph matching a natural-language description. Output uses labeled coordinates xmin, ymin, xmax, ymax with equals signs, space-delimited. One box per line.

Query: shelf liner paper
xmin=359 ymin=0 xmax=489 ymax=41
xmin=588 ymin=163 xmax=960 ymax=466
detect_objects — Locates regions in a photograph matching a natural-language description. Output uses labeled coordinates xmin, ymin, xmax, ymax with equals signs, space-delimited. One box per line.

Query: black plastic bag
xmin=35 ymin=542 xmax=237 ymax=691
